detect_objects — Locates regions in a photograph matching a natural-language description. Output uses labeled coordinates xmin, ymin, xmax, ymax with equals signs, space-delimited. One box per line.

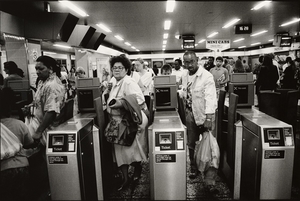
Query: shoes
xmin=189 ymin=168 xmax=198 ymax=179
xmin=133 ymin=164 xmax=142 ymax=181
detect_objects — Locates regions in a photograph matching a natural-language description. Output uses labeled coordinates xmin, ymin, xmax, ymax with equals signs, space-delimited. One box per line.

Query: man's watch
xmin=206 ymin=118 xmax=212 ymax=121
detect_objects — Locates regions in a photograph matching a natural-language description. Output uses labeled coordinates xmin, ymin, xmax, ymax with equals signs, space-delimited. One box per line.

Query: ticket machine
xmin=148 ymin=110 xmax=187 ymax=200
xmin=46 ymin=117 xmax=103 ymax=200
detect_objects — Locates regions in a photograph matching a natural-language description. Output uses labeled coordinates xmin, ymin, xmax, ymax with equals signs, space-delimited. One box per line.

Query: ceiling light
xmin=268 ymin=39 xmax=274 ymax=41
xmin=250 ymin=30 xmax=268 ymax=37
xmin=136 ymin=49 xmax=140 ymax=52
xmin=279 ymin=18 xmax=300 ymax=27
xmin=131 ymin=46 xmax=136 ymax=49
xmin=166 ymin=0 xmax=175 ymax=13
xmin=195 ymin=44 xmax=198 ymax=46
xmin=164 ymin=20 xmax=171 ymax=30
xmin=96 ymin=23 xmax=112 ymax=32
xmin=59 ymin=1 xmax=89 ymax=17
xmin=162 ymin=48 xmax=166 ymax=51
xmin=125 ymin=42 xmax=131 ymax=46
xmin=162 ymin=45 xmax=166 ymax=48
xmin=222 ymin=18 xmax=240 ymax=28
xmin=233 ymin=38 xmax=245 ymax=42
xmin=251 ymin=1 xmax=271 ymax=11
xmin=114 ymin=35 xmax=124 ymax=41
xmin=175 ymin=34 xmax=180 ymax=39
xmin=251 ymin=42 xmax=261 ymax=46
xmin=43 ymin=51 xmax=56 ymax=55
xmin=163 ymin=40 xmax=167 ymax=45
xmin=198 ymin=39 xmax=206 ymax=43
xmin=207 ymin=32 xmax=218 ymax=38
xmin=238 ymin=46 xmax=246 ymax=48
xmin=163 ymin=33 xmax=169 ymax=39
xmin=53 ymin=44 xmax=72 ymax=49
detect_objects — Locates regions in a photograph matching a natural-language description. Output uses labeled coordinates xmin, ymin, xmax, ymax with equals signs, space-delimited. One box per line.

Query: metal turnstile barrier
xmin=46 ymin=117 xmax=103 ymax=200
xmin=148 ymin=110 xmax=187 ymax=200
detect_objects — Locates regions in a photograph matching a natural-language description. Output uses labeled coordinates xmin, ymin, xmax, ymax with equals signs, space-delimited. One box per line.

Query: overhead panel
xmin=24 ymin=12 xmax=79 ymax=42
xmin=67 ymin=25 xmax=96 ymax=48
xmin=85 ymin=32 xmax=106 ymax=50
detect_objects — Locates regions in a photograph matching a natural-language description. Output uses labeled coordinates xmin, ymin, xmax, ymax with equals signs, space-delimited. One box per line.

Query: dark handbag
xmin=104 ymin=118 xmax=137 ymax=146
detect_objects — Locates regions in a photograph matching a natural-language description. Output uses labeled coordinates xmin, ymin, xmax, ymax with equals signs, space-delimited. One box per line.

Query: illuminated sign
xmin=182 ymin=35 xmax=195 ymax=50
xmin=235 ymin=24 xmax=252 ymax=34
xmin=206 ymin=39 xmax=231 ymax=51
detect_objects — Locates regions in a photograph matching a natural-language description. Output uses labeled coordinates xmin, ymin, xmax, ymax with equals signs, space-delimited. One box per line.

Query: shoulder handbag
xmin=1 ymin=123 xmax=22 ymax=160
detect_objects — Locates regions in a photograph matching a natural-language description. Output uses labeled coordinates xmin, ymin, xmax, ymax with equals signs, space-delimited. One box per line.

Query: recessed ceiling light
xmin=268 ymin=39 xmax=274 ymax=41
xmin=195 ymin=44 xmax=198 ymax=46
xmin=163 ymin=40 xmax=167 ymax=45
xmin=164 ymin=20 xmax=171 ymax=30
xmin=43 ymin=51 xmax=57 ymax=55
xmin=114 ymin=35 xmax=124 ymax=41
xmin=251 ymin=42 xmax=261 ymax=46
xmin=198 ymin=39 xmax=206 ymax=43
xmin=238 ymin=46 xmax=246 ymax=48
xmin=222 ymin=18 xmax=240 ymax=28
xmin=251 ymin=30 xmax=268 ymax=37
xmin=251 ymin=1 xmax=271 ymax=11
xmin=96 ymin=23 xmax=112 ymax=33
xmin=125 ymin=42 xmax=131 ymax=46
xmin=59 ymin=1 xmax=89 ymax=17
xmin=233 ymin=38 xmax=245 ymax=42
xmin=53 ymin=44 xmax=71 ymax=49
xmin=279 ymin=18 xmax=300 ymax=27
xmin=163 ymin=33 xmax=169 ymax=39
xmin=166 ymin=0 xmax=175 ymax=13
xmin=136 ymin=49 xmax=140 ymax=52
xmin=207 ymin=32 xmax=218 ymax=38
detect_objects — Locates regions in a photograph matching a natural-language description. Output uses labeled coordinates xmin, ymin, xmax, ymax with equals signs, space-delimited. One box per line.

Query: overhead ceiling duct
xmin=67 ymin=25 xmax=96 ymax=47
xmin=85 ymin=32 xmax=106 ymax=50
xmin=24 ymin=12 xmax=79 ymax=42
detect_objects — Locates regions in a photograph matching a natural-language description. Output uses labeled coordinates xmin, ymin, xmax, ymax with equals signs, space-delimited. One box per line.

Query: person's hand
xmin=203 ymin=119 xmax=212 ymax=130
xmin=107 ymin=82 xmax=113 ymax=91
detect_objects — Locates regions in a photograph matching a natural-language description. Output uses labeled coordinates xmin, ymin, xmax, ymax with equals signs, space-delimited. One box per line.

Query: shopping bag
xmin=1 ymin=123 xmax=22 ymax=160
xmin=209 ymin=130 xmax=220 ymax=169
xmin=194 ymin=131 xmax=211 ymax=173
xmin=25 ymin=116 xmax=47 ymax=146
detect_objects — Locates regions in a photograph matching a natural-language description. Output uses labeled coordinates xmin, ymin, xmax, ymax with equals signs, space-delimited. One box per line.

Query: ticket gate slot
xmin=46 ymin=119 xmax=98 ymax=201
xmin=149 ymin=111 xmax=186 ymax=200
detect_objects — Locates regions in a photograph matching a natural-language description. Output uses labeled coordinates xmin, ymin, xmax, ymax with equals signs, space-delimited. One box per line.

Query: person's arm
xmin=220 ymin=69 xmax=229 ymax=85
xmin=33 ymin=111 xmax=56 ymax=140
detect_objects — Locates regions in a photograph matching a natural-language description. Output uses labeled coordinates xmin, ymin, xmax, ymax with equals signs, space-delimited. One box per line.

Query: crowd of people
xmin=1 ymin=50 xmax=300 ymax=200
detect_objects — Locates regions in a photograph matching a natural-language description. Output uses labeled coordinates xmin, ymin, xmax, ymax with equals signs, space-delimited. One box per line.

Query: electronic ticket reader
xmin=238 ymin=110 xmax=294 ymax=200
xmin=149 ymin=75 xmax=187 ymax=200
xmin=228 ymin=73 xmax=254 ymax=108
xmin=46 ymin=117 xmax=103 ymax=200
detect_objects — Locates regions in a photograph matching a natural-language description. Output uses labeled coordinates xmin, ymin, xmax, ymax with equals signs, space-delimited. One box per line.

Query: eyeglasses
xmin=112 ymin=66 xmax=125 ymax=71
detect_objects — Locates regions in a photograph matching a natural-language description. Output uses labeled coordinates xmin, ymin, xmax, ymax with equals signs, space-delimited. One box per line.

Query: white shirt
xmin=172 ymin=67 xmax=184 ymax=83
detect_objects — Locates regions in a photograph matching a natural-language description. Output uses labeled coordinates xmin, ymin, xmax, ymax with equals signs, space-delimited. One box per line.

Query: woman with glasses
xmin=103 ymin=55 xmax=148 ymax=191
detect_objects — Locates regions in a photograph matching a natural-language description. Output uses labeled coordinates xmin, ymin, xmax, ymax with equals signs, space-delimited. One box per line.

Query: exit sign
xmin=235 ymin=24 xmax=252 ymax=34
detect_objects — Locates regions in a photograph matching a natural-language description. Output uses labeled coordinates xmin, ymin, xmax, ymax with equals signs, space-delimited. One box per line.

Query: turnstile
xmin=46 ymin=117 xmax=103 ymax=200
xmin=148 ymin=110 xmax=187 ymax=200
xmin=239 ymin=110 xmax=294 ymax=200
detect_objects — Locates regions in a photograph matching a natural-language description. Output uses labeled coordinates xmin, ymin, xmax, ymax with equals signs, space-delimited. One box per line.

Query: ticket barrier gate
xmin=46 ymin=117 xmax=103 ymax=200
xmin=148 ymin=110 xmax=187 ymax=200
xmin=226 ymin=109 xmax=295 ymax=200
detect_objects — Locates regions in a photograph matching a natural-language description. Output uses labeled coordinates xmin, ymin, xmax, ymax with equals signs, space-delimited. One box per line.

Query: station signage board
xmin=235 ymin=24 xmax=252 ymax=34
xmin=206 ymin=39 xmax=231 ymax=51
xmin=182 ymin=35 xmax=195 ymax=50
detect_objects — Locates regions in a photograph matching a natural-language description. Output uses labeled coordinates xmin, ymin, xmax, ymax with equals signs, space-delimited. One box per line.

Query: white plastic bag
xmin=25 ymin=116 xmax=47 ymax=146
xmin=1 ymin=123 xmax=22 ymax=160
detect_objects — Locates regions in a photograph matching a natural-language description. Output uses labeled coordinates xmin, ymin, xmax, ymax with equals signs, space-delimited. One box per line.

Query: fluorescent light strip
xmin=136 ymin=49 xmax=140 ymax=52
xmin=163 ymin=40 xmax=167 ymax=45
xmin=251 ymin=42 xmax=261 ymax=46
xmin=131 ymin=46 xmax=136 ymax=49
xmin=164 ymin=20 xmax=171 ymax=30
xmin=125 ymin=42 xmax=131 ymax=46
xmin=207 ymin=32 xmax=218 ymax=38
xmin=251 ymin=30 xmax=268 ymax=37
xmin=280 ymin=18 xmax=300 ymax=27
xmin=195 ymin=44 xmax=198 ymax=46
xmin=166 ymin=0 xmax=175 ymax=13
xmin=222 ymin=18 xmax=240 ymax=28
xmin=53 ymin=44 xmax=71 ymax=49
xmin=163 ymin=33 xmax=169 ymax=39
xmin=59 ymin=1 xmax=89 ymax=17
xmin=96 ymin=23 xmax=112 ymax=32
xmin=114 ymin=35 xmax=124 ymax=41
xmin=233 ymin=38 xmax=245 ymax=42
xmin=238 ymin=46 xmax=246 ymax=48
xmin=251 ymin=1 xmax=271 ymax=10
xmin=198 ymin=39 xmax=206 ymax=43
xmin=268 ymin=39 xmax=274 ymax=41
xmin=162 ymin=45 xmax=166 ymax=48
xmin=43 ymin=51 xmax=56 ymax=55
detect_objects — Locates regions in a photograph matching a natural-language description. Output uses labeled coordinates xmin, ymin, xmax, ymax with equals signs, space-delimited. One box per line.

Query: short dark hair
xmin=161 ymin=64 xmax=172 ymax=74
xmin=175 ymin=59 xmax=182 ymax=66
xmin=4 ymin=61 xmax=18 ymax=74
xmin=216 ymin=56 xmax=223 ymax=62
xmin=109 ymin=54 xmax=131 ymax=76
xmin=0 ymin=87 xmax=16 ymax=118
xmin=36 ymin=56 xmax=61 ymax=77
